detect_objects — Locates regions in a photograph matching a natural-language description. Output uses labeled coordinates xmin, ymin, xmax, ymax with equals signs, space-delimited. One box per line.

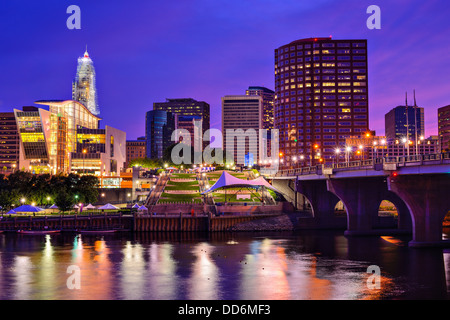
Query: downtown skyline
xmin=1 ymin=0 xmax=450 ymax=140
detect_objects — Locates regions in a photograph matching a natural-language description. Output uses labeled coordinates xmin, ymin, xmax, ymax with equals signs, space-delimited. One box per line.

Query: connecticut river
xmin=0 ymin=230 xmax=448 ymax=300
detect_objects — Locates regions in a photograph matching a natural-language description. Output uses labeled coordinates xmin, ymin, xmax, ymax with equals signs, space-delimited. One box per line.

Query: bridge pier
xmin=327 ymin=177 xmax=411 ymax=236
xmin=388 ymin=174 xmax=450 ymax=247
xmin=296 ymin=179 xmax=343 ymax=228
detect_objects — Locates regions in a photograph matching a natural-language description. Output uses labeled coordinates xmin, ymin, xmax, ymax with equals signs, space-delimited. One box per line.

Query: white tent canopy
xmin=49 ymin=204 xmax=58 ymax=209
xmin=85 ymin=204 xmax=96 ymax=209
xmin=201 ymin=171 xmax=281 ymax=194
xmin=98 ymin=203 xmax=119 ymax=210
xmin=138 ymin=205 xmax=148 ymax=211
xmin=132 ymin=203 xmax=140 ymax=209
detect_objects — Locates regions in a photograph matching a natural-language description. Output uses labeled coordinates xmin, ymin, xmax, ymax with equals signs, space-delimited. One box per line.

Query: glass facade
xmin=72 ymin=50 xmax=100 ymax=116
xmin=145 ymin=110 xmax=177 ymax=159
xmin=15 ymin=100 xmax=101 ymax=174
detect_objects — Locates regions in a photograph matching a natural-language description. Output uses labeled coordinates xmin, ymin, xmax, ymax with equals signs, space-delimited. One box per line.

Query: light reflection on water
xmin=0 ymin=230 xmax=448 ymax=300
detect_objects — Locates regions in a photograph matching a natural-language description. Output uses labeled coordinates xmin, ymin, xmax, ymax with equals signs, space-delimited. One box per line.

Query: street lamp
xmin=82 ymin=149 xmax=88 ymax=175
xmin=346 ymin=146 xmax=352 ymax=163
xmin=335 ymin=148 xmax=340 ymax=166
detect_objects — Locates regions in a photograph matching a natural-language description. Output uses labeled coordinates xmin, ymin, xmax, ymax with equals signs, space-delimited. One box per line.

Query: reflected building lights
xmin=187 ymin=242 xmax=219 ymax=300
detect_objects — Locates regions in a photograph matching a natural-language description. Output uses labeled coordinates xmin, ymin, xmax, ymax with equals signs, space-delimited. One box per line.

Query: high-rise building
xmin=72 ymin=49 xmax=100 ymax=116
xmin=246 ymin=86 xmax=275 ymax=130
xmin=222 ymin=95 xmax=263 ymax=165
xmin=0 ymin=112 xmax=19 ymax=173
xmin=174 ymin=116 xmax=203 ymax=152
xmin=385 ymin=105 xmax=424 ymax=141
xmin=145 ymin=110 xmax=177 ymax=159
xmin=153 ymin=98 xmax=210 ymax=145
xmin=274 ymin=37 xmax=369 ymax=166
xmin=438 ymin=105 xmax=450 ymax=152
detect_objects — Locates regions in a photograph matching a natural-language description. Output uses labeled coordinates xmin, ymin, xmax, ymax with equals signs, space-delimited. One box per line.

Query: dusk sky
xmin=1 ymin=0 xmax=449 ymax=139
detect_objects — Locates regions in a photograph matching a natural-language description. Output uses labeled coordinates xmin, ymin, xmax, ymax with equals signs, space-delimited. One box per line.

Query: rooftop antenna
xmin=406 ymin=92 xmax=410 ymax=157
xmin=414 ymin=90 xmax=418 ymax=156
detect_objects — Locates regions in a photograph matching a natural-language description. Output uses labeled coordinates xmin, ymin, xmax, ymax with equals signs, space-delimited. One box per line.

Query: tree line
xmin=0 ymin=171 xmax=99 ymax=213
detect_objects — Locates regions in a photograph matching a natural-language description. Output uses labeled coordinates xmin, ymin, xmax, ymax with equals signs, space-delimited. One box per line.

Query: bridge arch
xmin=388 ymin=173 xmax=450 ymax=246
xmin=327 ymin=177 xmax=412 ymax=236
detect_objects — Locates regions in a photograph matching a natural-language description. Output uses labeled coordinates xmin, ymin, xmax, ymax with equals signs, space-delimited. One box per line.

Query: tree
xmin=128 ymin=157 xmax=162 ymax=169
xmin=54 ymin=188 xmax=75 ymax=213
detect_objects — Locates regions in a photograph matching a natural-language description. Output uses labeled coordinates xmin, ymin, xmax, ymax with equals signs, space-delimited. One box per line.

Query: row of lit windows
xmin=277 ymin=88 xmax=366 ymax=97
xmin=277 ymin=82 xmax=367 ymax=90
xmin=276 ymin=113 xmax=367 ymax=120
xmin=277 ymin=120 xmax=367 ymax=126
xmin=278 ymin=42 xmax=366 ymax=54
xmin=276 ymin=61 xmax=366 ymax=70
xmin=279 ymin=49 xmax=366 ymax=59
xmin=279 ymin=75 xmax=367 ymax=83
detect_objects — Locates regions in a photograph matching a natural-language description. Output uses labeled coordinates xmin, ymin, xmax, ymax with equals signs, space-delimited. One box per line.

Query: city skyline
xmin=1 ymin=1 xmax=450 ymax=140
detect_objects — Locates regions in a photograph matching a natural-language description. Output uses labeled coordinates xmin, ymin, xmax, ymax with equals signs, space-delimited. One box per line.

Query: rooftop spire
xmin=84 ymin=45 xmax=89 ymax=58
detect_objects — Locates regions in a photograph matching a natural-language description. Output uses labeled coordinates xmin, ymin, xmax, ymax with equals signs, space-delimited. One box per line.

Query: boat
xmin=79 ymin=229 xmax=117 ymax=234
xmin=17 ymin=229 xmax=61 ymax=235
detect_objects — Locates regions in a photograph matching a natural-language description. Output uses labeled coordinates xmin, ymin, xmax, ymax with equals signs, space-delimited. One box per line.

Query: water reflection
xmin=0 ymin=231 xmax=447 ymax=300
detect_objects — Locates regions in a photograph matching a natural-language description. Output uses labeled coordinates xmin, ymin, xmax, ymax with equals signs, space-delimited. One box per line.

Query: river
xmin=0 ymin=230 xmax=448 ymax=300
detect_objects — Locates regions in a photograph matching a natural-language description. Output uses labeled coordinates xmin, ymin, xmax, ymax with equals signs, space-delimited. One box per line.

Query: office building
xmin=385 ymin=105 xmax=424 ymax=141
xmin=126 ymin=137 xmax=147 ymax=168
xmin=145 ymin=110 xmax=177 ymax=159
xmin=71 ymin=125 xmax=126 ymax=177
xmin=153 ymin=98 xmax=210 ymax=145
xmin=246 ymin=86 xmax=275 ymax=130
xmin=274 ymin=37 xmax=369 ymax=167
xmin=222 ymin=95 xmax=263 ymax=165
xmin=438 ymin=105 xmax=450 ymax=152
xmin=174 ymin=115 xmax=203 ymax=152
xmin=0 ymin=112 xmax=20 ymax=173
xmin=72 ymin=49 xmax=100 ymax=116
xmin=14 ymin=100 xmax=101 ymax=174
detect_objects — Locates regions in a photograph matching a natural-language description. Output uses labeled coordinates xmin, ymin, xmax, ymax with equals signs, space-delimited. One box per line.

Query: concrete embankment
xmin=230 ymin=212 xmax=347 ymax=231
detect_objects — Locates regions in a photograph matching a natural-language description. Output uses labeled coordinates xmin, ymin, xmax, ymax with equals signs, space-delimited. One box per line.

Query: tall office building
xmin=246 ymin=86 xmax=275 ymax=130
xmin=153 ymin=98 xmax=210 ymax=145
xmin=145 ymin=110 xmax=177 ymax=159
xmin=385 ymin=105 xmax=424 ymax=141
xmin=274 ymin=37 xmax=369 ymax=166
xmin=0 ymin=112 xmax=19 ymax=172
xmin=438 ymin=105 xmax=450 ymax=152
xmin=72 ymin=49 xmax=100 ymax=116
xmin=222 ymin=95 xmax=263 ymax=165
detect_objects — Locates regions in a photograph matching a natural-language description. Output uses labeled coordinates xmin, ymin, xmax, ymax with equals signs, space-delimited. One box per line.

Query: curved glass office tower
xmin=72 ymin=49 xmax=100 ymax=116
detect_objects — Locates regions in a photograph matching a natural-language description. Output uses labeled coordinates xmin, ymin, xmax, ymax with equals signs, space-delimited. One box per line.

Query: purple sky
xmin=1 ymin=0 xmax=449 ymax=139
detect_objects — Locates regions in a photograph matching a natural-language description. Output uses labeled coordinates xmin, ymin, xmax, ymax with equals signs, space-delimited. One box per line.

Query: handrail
xmin=272 ymin=153 xmax=448 ymax=177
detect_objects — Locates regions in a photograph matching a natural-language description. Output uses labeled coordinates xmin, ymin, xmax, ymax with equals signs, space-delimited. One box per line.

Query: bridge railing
xmin=272 ymin=152 xmax=449 ymax=177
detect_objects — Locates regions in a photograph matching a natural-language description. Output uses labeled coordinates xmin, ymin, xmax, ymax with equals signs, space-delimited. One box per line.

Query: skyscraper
xmin=222 ymin=95 xmax=263 ymax=165
xmin=72 ymin=49 xmax=100 ymax=116
xmin=0 ymin=112 xmax=19 ymax=172
xmin=385 ymin=105 xmax=424 ymax=141
xmin=245 ymin=86 xmax=275 ymax=130
xmin=145 ymin=110 xmax=177 ymax=159
xmin=153 ymin=98 xmax=210 ymax=145
xmin=438 ymin=105 xmax=450 ymax=152
xmin=274 ymin=37 xmax=369 ymax=166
